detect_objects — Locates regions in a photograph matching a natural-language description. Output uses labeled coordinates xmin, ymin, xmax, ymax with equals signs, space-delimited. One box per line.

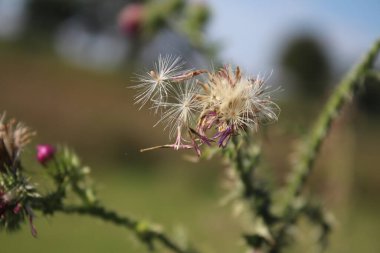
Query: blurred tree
xmin=2 ymin=0 xmax=214 ymax=70
xmin=280 ymin=35 xmax=332 ymax=99
xmin=26 ymin=0 xmax=82 ymax=34
xmin=120 ymin=0 xmax=213 ymax=55
xmin=181 ymin=2 xmax=210 ymax=50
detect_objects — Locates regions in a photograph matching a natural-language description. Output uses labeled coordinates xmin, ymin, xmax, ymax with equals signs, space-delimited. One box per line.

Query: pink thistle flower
xmin=118 ymin=3 xmax=144 ymax=37
xmin=36 ymin=144 xmax=56 ymax=165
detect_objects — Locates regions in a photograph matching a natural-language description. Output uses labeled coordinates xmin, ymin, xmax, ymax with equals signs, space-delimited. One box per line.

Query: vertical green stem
xmin=271 ymin=39 xmax=380 ymax=253
xmin=230 ymin=135 xmax=276 ymax=227
xmin=285 ymin=39 xmax=380 ymax=204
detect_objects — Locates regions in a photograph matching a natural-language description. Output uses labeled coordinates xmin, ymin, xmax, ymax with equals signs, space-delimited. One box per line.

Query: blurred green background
xmin=1 ymin=1 xmax=379 ymax=252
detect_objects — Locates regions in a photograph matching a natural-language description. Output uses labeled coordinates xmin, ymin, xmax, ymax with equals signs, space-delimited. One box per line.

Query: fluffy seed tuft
xmin=133 ymin=57 xmax=280 ymax=155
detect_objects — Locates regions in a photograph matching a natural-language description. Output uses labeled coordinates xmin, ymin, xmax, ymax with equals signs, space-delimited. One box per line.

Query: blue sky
xmin=206 ymin=0 xmax=380 ymax=72
xmin=1 ymin=0 xmax=378 ymax=73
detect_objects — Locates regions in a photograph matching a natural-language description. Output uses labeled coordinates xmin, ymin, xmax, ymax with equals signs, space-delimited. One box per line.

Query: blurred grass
xmin=1 ymin=45 xmax=380 ymax=253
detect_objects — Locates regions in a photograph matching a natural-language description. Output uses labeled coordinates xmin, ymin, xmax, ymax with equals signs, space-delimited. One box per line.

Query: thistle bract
xmin=0 ymin=113 xmax=39 ymax=237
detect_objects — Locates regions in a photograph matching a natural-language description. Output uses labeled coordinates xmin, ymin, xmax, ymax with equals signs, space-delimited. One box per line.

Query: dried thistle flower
xmin=0 ymin=112 xmax=36 ymax=172
xmin=134 ymin=56 xmax=280 ymax=155
xmin=198 ymin=67 xmax=280 ymax=147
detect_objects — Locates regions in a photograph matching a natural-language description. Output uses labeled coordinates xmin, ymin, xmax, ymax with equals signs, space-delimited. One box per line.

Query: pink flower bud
xmin=36 ymin=144 xmax=55 ymax=165
xmin=118 ymin=3 xmax=144 ymax=37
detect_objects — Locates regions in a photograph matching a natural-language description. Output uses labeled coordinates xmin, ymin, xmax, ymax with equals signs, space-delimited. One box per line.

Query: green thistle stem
xmin=270 ymin=40 xmax=380 ymax=252
xmin=365 ymin=69 xmax=380 ymax=82
xmin=285 ymin=39 xmax=380 ymax=203
xmin=42 ymin=204 xmax=191 ymax=253
xmin=230 ymin=135 xmax=276 ymax=232
xmin=58 ymin=205 xmax=137 ymax=229
xmin=231 ymin=136 xmax=255 ymax=198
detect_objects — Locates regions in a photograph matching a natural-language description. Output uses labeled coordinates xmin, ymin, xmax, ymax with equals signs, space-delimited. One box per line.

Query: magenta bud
xmin=118 ymin=3 xmax=144 ymax=37
xmin=37 ymin=144 xmax=56 ymax=165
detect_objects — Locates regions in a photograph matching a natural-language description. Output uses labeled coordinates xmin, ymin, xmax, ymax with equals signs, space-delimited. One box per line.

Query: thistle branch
xmin=284 ymin=39 xmax=380 ymax=204
xmin=232 ymin=135 xmax=276 ymax=225
xmin=32 ymin=196 xmax=193 ymax=253
xmin=224 ymin=135 xmax=279 ymax=251
xmin=29 ymin=146 xmax=197 ymax=253
xmin=270 ymin=39 xmax=380 ymax=252
xmin=55 ymin=205 xmax=191 ymax=253
xmin=365 ymin=69 xmax=380 ymax=82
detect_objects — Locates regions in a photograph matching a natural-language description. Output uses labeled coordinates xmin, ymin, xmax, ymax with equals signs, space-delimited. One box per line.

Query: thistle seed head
xmin=154 ymin=81 xmax=201 ymax=132
xmin=133 ymin=57 xmax=280 ymax=155
xmin=133 ymin=55 xmax=189 ymax=109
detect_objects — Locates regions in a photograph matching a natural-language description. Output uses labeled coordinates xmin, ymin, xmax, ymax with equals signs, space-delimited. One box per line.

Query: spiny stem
xmin=56 ymin=205 xmax=191 ymax=253
xmin=230 ymin=136 xmax=254 ymax=197
xmin=230 ymin=136 xmax=276 ymax=226
xmin=58 ymin=205 xmax=136 ymax=228
xmin=365 ymin=69 xmax=380 ymax=82
xmin=267 ymin=39 xmax=380 ymax=253
xmin=284 ymin=39 xmax=380 ymax=202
